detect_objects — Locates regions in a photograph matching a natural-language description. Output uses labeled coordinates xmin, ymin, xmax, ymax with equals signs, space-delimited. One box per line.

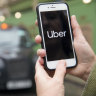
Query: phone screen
xmin=41 ymin=10 xmax=74 ymax=61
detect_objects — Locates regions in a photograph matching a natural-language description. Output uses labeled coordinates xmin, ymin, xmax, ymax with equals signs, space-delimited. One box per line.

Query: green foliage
xmin=39 ymin=0 xmax=56 ymax=3
xmin=10 ymin=0 xmax=32 ymax=13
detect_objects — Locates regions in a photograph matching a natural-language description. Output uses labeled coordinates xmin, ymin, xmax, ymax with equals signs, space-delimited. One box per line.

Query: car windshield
xmin=0 ymin=29 xmax=26 ymax=47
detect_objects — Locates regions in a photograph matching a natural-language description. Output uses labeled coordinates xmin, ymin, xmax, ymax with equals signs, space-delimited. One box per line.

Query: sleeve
xmin=82 ymin=63 xmax=96 ymax=96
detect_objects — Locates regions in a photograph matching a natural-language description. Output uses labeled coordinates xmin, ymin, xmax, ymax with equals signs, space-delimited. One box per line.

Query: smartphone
xmin=36 ymin=2 xmax=77 ymax=70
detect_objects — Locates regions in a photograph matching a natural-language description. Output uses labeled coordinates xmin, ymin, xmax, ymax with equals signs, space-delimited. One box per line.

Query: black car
xmin=0 ymin=24 xmax=37 ymax=91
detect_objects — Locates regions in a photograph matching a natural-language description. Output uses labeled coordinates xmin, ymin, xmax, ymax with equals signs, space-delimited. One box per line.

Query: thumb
xmin=54 ymin=60 xmax=66 ymax=82
xmin=71 ymin=15 xmax=83 ymax=38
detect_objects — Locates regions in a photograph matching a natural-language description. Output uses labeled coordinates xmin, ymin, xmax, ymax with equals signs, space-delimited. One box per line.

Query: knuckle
xmin=37 ymin=49 xmax=40 ymax=55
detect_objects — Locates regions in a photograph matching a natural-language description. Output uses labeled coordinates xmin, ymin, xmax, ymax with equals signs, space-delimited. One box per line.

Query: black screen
xmin=41 ymin=10 xmax=74 ymax=61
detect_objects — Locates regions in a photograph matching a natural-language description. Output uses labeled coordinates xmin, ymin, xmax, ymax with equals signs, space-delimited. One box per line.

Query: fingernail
xmin=72 ymin=15 xmax=76 ymax=19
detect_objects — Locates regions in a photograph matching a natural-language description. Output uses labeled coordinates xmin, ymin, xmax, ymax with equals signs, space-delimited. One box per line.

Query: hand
xmin=35 ymin=15 xmax=96 ymax=81
xmin=35 ymin=57 xmax=66 ymax=96
xmin=67 ymin=15 xmax=96 ymax=81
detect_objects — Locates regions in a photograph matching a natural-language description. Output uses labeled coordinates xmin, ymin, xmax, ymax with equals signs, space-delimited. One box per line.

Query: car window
xmin=18 ymin=30 xmax=31 ymax=47
xmin=0 ymin=30 xmax=19 ymax=47
xmin=0 ymin=29 xmax=31 ymax=48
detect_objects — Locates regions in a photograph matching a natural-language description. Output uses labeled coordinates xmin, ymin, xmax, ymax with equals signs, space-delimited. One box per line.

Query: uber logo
xmin=47 ymin=30 xmax=66 ymax=38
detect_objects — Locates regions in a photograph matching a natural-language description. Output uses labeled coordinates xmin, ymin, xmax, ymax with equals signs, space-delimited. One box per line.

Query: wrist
xmin=82 ymin=56 xmax=96 ymax=81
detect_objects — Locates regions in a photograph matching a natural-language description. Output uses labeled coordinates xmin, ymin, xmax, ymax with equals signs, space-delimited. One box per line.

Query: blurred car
xmin=0 ymin=23 xmax=37 ymax=92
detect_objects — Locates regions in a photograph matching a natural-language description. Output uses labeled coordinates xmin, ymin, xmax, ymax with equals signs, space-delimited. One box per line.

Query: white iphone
xmin=36 ymin=2 xmax=77 ymax=70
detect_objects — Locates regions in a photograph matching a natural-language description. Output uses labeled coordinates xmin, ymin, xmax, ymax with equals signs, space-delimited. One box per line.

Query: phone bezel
xmin=37 ymin=3 xmax=77 ymax=70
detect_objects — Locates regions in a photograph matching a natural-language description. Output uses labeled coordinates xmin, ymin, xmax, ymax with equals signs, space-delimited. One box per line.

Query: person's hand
xmin=66 ymin=15 xmax=96 ymax=81
xmin=35 ymin=57 xmax=66 ymax=96
xmin=35 ymin=15 xmax=96 ymax=81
